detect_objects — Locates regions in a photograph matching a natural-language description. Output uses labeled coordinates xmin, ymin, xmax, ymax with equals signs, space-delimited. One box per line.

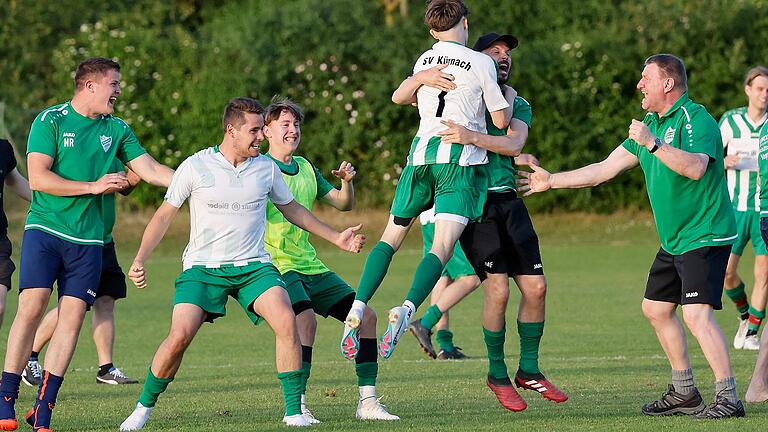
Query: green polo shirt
xmin=622 ymin=92 xmax=736 ymax=255
xmin=484 ymin=96 xmax=533 ymax=193
xmin=759 ymin=122 xmax=768 ymax=215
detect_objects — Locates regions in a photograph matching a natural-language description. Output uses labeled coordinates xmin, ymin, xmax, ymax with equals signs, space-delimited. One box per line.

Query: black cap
xmin=472 ymin=32 xmax=518 ymax=52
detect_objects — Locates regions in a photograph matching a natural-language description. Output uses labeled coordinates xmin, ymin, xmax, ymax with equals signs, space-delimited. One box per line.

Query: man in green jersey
xmin=23 ymin=164 xmax=142 ymax=388
xmin=720 ymin=66 xmax=768 ymax=351
xmin=120 ymin=97 xmax=365 ymax=430
xmin=523 ymin=54 xmax=744 ymax=418
xmin=0 ymin=57 xmax=174 ymax=432
xmin=262 ymin=98 xmax=398 ymax=422
xmin=751 ymin=120 xmax=768 ymax=403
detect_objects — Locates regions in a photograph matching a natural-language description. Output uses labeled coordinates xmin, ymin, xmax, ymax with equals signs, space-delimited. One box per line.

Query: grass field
xmin=1 ymin=210 xmax=767 ymax=431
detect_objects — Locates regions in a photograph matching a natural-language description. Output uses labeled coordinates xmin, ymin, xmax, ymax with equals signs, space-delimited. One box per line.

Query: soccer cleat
xmin=378 ymin=306 xmax=412 ymax=359
xmin=96 ymin=367 xmax=139 ymax=385
xmin=486 ymin=376 xmax=527 ymax=412
xmin=408 ymin=319 xmax=436 ymax=359
xmin=514 ymin=374 xmax=568 ymax=403
xmin=301 ymin=404 xmax=320 ymax=424
xmin=743 ymin=334 xmax=760 ymax=351
xmin=119 ymin=402 xmax=154 ymax=431
xmin=693 ymin=396 xmax=745 ymax=419
xmin=341 ymin=311 xmax=362 ymax=360
xmin=356 ymin=397 xmax=400 ymax=420
xmin=642 ymin=384 xmax=705 ymax=416
xmin=436 ymin=347 xmax=468 ymax=360
xmin=21 ymin=361 xmax=42 ymax=387
xmin=734 ymin=319 xmax=748 ymax=349
xmin=0 ymin=418 xmax=18 ymax=431
xmin=282 ymin=414 xmax=311 ymax=427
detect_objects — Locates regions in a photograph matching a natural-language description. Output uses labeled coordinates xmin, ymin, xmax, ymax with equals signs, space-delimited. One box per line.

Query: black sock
xmin=29 ymin=351 xmax=40 ymax=362
xmin=99 ymin=363 xmax=114 ymax=375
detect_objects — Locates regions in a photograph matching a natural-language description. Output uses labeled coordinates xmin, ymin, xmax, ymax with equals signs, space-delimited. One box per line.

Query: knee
xmin=641 ymin=301 xmax=672 ymax=326
xmin=522 ymin=279 xmax=547 ymax=303
xmin=724 ymin=270 xmax=740 ymax=287
xmin=486 ymin=281 xmax=510 ymax=304
xmin=682 ymin=309 xmax=711 ymax=335
xmin=297 ymin=311 xmax=317 ymax=334
xmin=273 ymin=308 xmax=299 ymax=340
xmin=362 ymin=306 xmax=377 ymax=328
xmin=166 ymin=329 xmax=195 ymax=354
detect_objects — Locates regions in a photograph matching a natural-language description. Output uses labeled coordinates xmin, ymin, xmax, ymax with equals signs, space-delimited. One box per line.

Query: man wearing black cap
xmin=433 ymin=32 xmax=568 ymax=412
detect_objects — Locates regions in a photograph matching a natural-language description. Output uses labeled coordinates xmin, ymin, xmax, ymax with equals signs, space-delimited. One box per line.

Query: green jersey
xmin=26 ymin=102 xmax=146 ymax=245
xmin=484 ymin=96 xmax=533 ymax=193
xmin=719 ymin=107 xmax=766 ymax=212
xmin=103 ymin=159 xmax=124 ymax=244
xmin=264 ymin=155 xmax=335 ymax=275
xmin=622 ymin=92 xmax=736 ymax=255
xmin=759 ymin=122 xmax=768 ymax=215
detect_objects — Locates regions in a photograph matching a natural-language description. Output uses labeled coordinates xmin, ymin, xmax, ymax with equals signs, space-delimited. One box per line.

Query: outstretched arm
xmin=275 ymin=200 xmax=364 ymax=252
xmin=128 ymin=202 xmax=180 ymax=288
xmin=126 ymin=153 xmax=175 ymax=187
xmin=5 ymin=168 xmax=31 ymax=202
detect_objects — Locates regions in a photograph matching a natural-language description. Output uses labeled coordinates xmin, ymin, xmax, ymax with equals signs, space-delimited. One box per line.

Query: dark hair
xmin=744 ymin=66 xmax=768 ymax=87
xmin=222 ymin=97 xmax=264 ymax=132
xmin=264 ymin=96 xmax=304 ymax=125
xmin=75 ymin=57 xmax=121 ymax=90
xmin=424 ymin=0 xmax=469 ymax=32
xmin=644 ymin=54 xmax=687 ymax=91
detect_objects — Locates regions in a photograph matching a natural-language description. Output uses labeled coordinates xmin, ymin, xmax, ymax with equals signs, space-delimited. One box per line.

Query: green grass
xmin=2 ymin=211 xmax=768 ymax=431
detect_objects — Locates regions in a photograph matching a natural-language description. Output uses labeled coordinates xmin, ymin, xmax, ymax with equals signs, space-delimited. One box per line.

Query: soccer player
xmin=343 ymin=0 xmax=512 ymax=360
xmin=119 ymin=97 xmax=365 ymax=430
xmin=409 ymin=206 xmax=479 ymax=360
xmin=22 ymin=163 xmax=142 ymax=387
xmin=0 ymin=138 xmax=31 ymax=329
xmin=262 ymin=98 xmax=398 ymax=422
xmin=720 ymin=66 xmax=768 ymax=351
xmin=0 ymin=57 xmax=174 ymax=432
xmin=750 ymin=118 xmax=768 ymax=403
xmin=522 ymin=54 xmax=744 ymax=418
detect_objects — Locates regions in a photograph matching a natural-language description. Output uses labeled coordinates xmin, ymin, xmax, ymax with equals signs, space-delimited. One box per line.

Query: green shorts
xmin=390 ymin=163 xmax=488 ymax=222
xmin=283 ymin=271 xmax=354 ymax=318
xmin=174 ymin=262 xmax=286 ymax=325
xmin=421 ymin=222 xmax=476 ymax=279
xmin=732 ymin=210 xmax=768 ymax=256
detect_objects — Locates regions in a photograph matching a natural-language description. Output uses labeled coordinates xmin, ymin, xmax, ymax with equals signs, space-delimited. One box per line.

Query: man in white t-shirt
xmin=342 ymin=0 xmax=513 ymax=361
xmin=119 ymin=98 xmax=364 ymax=430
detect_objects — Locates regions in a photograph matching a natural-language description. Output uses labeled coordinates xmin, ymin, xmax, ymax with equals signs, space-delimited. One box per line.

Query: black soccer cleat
xmin=436 ymin=347 xmax=468 ymax=360
xmin=408 ymin=319 xmax=437 ymax=359
xmin=693 ymin=396 xmax=746 ymax=419
xmin=642 ymin=384 xmax=705 ymax=416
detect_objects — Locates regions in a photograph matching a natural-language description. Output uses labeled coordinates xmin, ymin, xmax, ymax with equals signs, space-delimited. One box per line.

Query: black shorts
xmin=0 ymin=235 xmax=15 ymax=290
xmin=644 ymin=245 xmax=730 ymax=309
xmin=460 ymin=192 xmax=544 ymax=281
xmin=761 ymin=217 xmax=768 ymax=245
xmin=97 ymin=241 xmax=127 ymax=300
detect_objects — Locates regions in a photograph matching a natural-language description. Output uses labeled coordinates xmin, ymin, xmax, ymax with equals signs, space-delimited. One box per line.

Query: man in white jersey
xmin=342 ymin=0 xmax=513 ymax=360
xmin=721 ymin=65 xmax=768 ymax=351
xmin=119 ymin=98 xmax=365 ymax=430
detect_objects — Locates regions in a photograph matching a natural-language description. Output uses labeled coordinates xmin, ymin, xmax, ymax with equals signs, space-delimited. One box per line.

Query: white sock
xmin=359 ymin=385 xmax=376 ymax=401
xmin=402 ymin=300 xmax=416 ymax=318
xmin=301 ymin=394 xmax=307 ymax=406
xmin=350 ymin=300 xmax=366 ymax=316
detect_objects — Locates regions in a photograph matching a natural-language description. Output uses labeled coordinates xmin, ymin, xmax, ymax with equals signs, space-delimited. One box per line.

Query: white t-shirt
xmin=409 ymin=41 xmax=510 ymax=166
xmin=165 ymin=147 xmax=294 ymax=270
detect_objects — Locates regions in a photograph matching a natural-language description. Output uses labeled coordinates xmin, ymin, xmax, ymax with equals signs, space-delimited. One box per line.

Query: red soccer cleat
xmin=514 ymin=375 xmax=568 ymax=403
xmin=486 ymin=377 xmax=527 ymax=412
xmin=0 ymin=418 xmax=18 ymax=431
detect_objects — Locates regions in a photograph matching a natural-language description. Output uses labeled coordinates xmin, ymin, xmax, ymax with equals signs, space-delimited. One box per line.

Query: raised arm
xmin=628 ymin=119 xmax=708 ymax=180
xmin=128 ymin=202 xmax=180 ymax=288
xmin=275 ymin=200 xmax=364 ymax=252
xmin=322 ymin=161 xmax=356 ymax=211
xmin=28 ymin=152 xmax=128 ymax=196
xmin=126 ymin=153 xmax=175 ymax=187
xmin=5 ymin=168 xmax=31 ymax=202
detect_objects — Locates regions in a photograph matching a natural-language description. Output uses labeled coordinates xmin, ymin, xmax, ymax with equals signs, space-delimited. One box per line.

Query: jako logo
xmin=484 ymin=261 xmax=494 ymax=268
xmin=533 ymin=263 xmax=543 ymax=269
xmin=685 ymin=292 xmax=699 ymax=298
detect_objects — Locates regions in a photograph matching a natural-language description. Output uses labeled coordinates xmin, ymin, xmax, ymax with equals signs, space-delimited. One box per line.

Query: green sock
xmin=355 ymin=362 xmax=378 ymax=387
xmin=748 ymin=306 xmax=765 ymax=334
xmin=278 ymin=370 xmax=303 ymax=416
xmin=435 ymin=329 xmax=455 ymax=351
xmin=483 ymin=327 xmax=508 ymax=380
xmin=355 ymin=242 xmax=395 ymax=303
xmin=405 ymin=253 xmax=443 ymax=308
xmin=138 ymin=367 xmax=174 ymax=408
xmin=518 ymin=321 xmax=544 ymax=375
xmin=725 ymin=282 xmax=749 ymax=318
xmin=420 ymin=305 xmax=443 ymax=330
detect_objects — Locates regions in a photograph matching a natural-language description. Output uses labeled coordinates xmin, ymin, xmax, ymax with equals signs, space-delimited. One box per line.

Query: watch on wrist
xmin=649 ymin=137 xmax=662 ymax=154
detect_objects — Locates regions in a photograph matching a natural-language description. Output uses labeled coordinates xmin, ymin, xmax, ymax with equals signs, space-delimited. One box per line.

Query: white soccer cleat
xmin=119 ymin=402 xmax=154 ymax=431
xmin=744 ymin=334 xmax=760 ymax=351
xmin=341 ymin=310 xmax=362 ymax=360
xmin=356 ymin=397 xmax=400 ymax=421
xmin=378 ymin=306 xmax=412 ymax=359
xmin=282 ymin=414 xmax=312 ymax=427
xmin=301 ymin=404 xmax=321 ymax=424
xmin=734 ymin=318 xmax=749 ymax=349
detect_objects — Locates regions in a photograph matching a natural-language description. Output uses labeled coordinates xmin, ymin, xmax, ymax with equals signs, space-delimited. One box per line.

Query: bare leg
xmin=251 ymin=286 xmax=301 ymax=373
xmin=92 ymin=296 xmax=116 ymax=367
xmin=514 ymin=275 xmax=546 ymax=323
xmin=31 ymin=308 xmax=58 ymax=354
xmin=483 ymin=274 xmax=510 ymax=332
xmin=43 ymin=296 xmax=88 ymax=376
xmin=681 ymin=303 xmax=733 ymax=380
xmin=642 ymin=299 xmax=691 ymax=371
xmin=0 ymin=285 xmax=7 ymax=329
xmin=149 ymin=303 xmax=206 ymax=379
xmin=4 ymin=289 xmax=51 ymax=374
xmin=745 ymin=325 xmax=768 ymax=402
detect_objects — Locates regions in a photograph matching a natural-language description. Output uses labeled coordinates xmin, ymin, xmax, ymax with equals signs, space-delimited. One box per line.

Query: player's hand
xmin=515 ymin=153 xmax=540 ymax=168
xmin=438 ymin=120 xmax=475 ymax=145
xmin=331 ymin=161 xmax=356 ymax=182
xmin=724 ymin=154 xmax=740 ymax=169
xmin=91 ymin=172 xmax=129 ymax=195
xmin=517 ymin=164 xmax=553 ymax=196
xmin=336 ymin=224 xmax=365 ymax=253
xmin=414 ymin=64 xmax=456 ymax=92
xmin=628 ymin=119 xmax=654 ymax=149
xmin=128 ymin=260 xmax=148 ymax=289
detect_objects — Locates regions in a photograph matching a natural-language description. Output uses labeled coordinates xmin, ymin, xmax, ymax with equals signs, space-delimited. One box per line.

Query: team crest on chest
xmin=664 ymin=127 xmax=676 ymax=144
xmin=100 ymin=135 xmax=113 ymax=152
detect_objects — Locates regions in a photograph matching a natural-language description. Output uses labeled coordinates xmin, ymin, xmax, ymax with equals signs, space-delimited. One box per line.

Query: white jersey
xmin=165 ymin=147 xmax=294 ymax=270
xmin=720 ymin=107 xmax=767 ymax=212
xmin=408 ymin=41 xmax=510 ymax=166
